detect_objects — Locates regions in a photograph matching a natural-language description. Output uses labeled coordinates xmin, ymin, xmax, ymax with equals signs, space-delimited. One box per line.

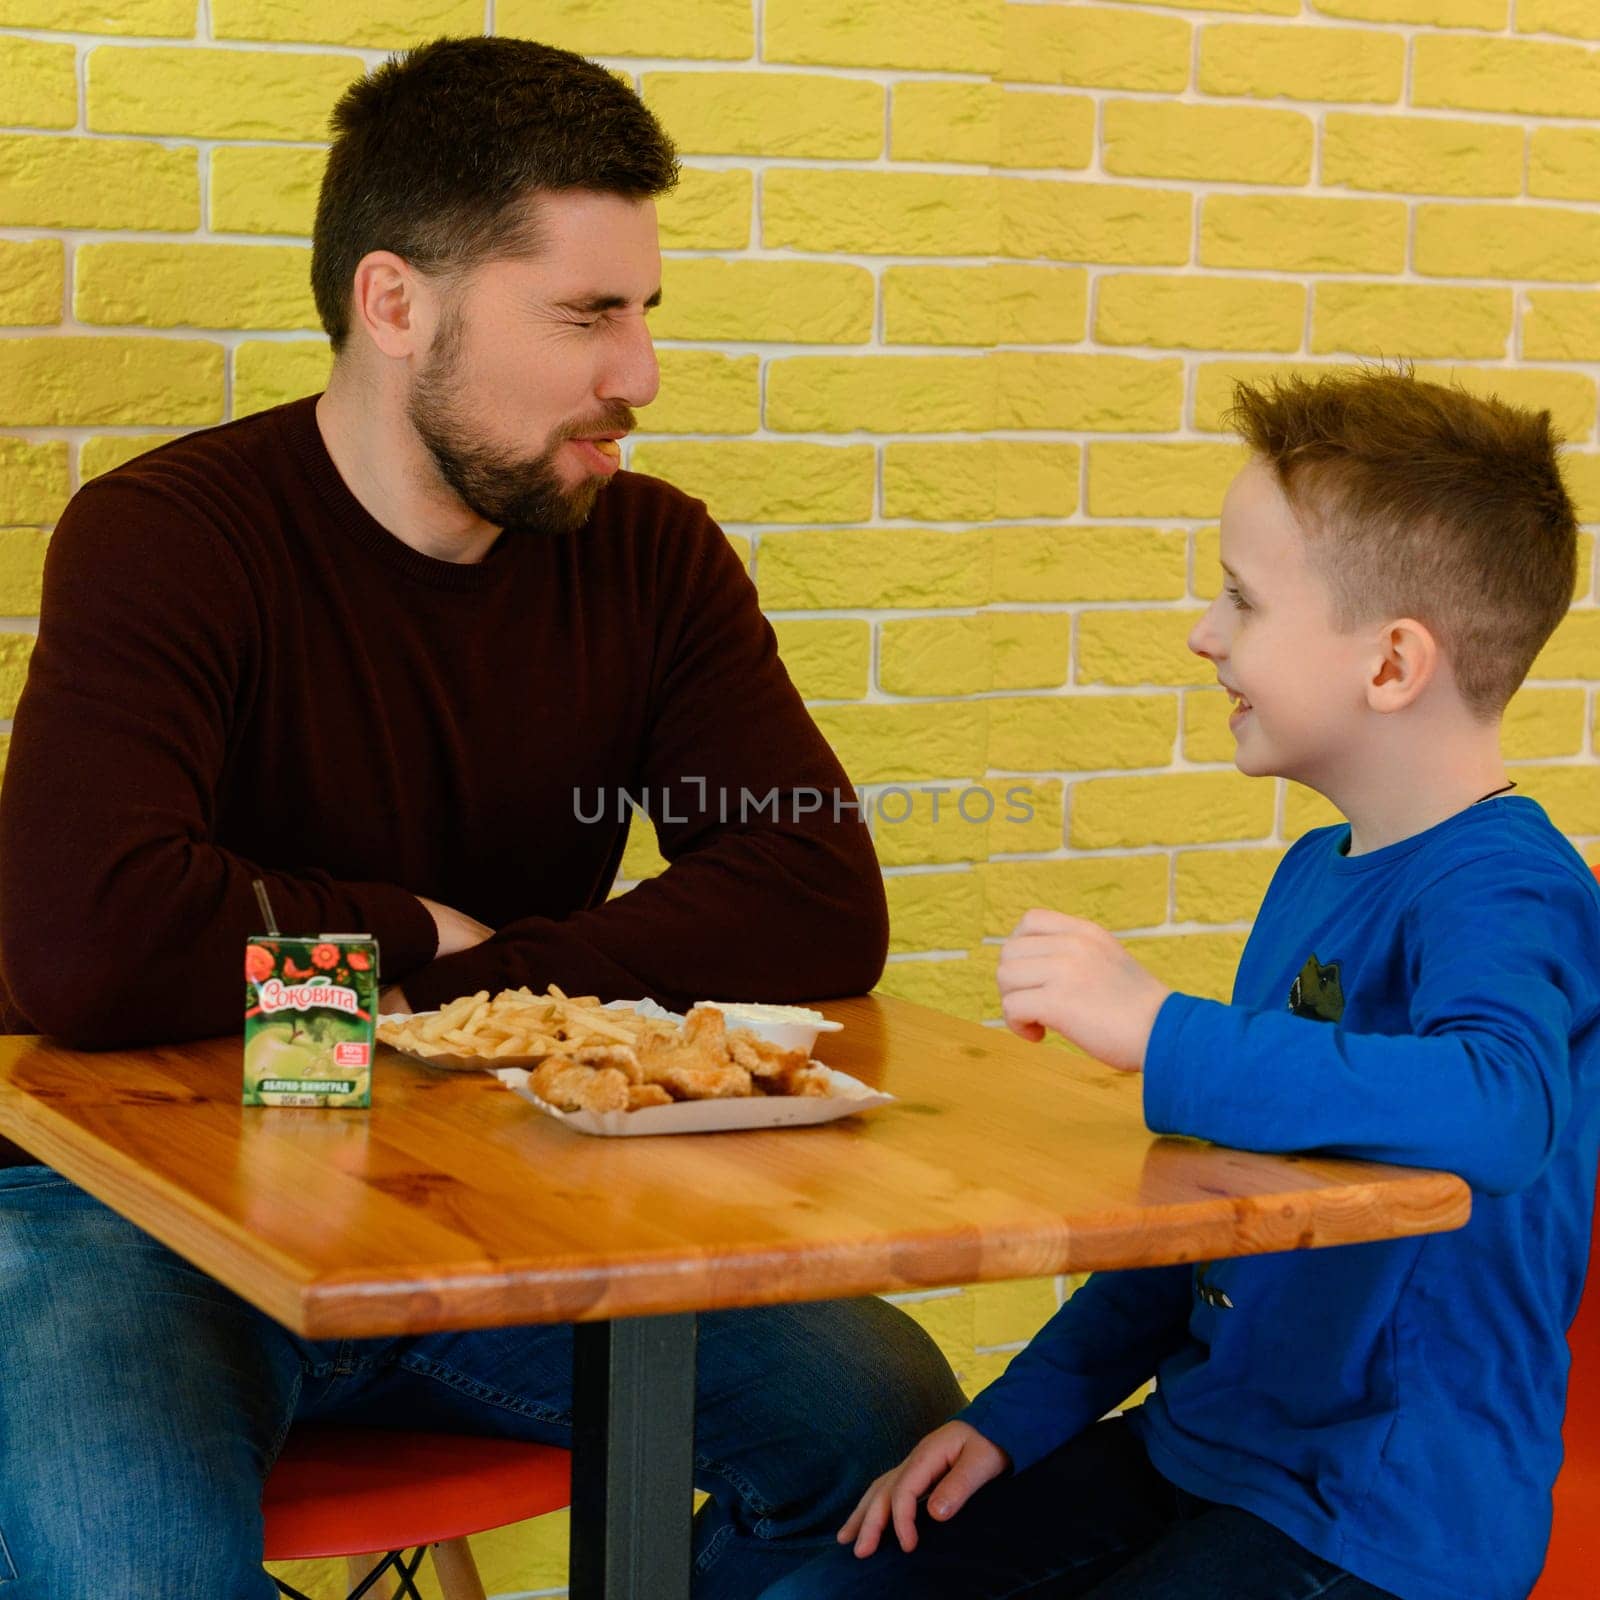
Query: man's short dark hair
xmin=311 ymin=35 xmax=679 ymax=351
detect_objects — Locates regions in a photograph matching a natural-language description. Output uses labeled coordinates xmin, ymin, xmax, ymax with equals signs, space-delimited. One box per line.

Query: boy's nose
xmin=1187 ymin=605 xmax=1220 ymax=660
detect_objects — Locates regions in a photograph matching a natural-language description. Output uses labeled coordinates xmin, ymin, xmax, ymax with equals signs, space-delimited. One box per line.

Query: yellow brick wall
xmin=5 ymin=2 xmax=1600 ymax=1595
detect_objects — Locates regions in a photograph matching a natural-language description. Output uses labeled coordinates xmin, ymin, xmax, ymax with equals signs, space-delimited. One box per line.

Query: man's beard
xmin=408 ymin=311 xmax=632 ymax=536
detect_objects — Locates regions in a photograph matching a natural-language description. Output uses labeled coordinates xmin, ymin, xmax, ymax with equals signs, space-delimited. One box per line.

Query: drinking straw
xmin=252 ymin=878 xmax=281 ymax=936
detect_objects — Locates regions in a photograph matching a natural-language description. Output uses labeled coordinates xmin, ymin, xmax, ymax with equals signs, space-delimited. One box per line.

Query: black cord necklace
xmin=1471 ymin=780 xmax=1518 ymax=806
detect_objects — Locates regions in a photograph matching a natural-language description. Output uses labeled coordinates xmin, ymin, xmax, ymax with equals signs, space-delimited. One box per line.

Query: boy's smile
xmin=1188 ymin=459 xmax=1374 ymax=792
xmin=1224 ymin=685 xmax=1253 ymax=731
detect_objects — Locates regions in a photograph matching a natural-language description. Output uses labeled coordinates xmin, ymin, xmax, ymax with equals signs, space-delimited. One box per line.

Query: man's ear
xmin=348 ymin=251 xmax=431 ymax=361
xmin=1367 ymin=617 xmax=1439 ymax=713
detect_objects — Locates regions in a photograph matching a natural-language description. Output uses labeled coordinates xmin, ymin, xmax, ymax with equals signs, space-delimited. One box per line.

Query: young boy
xmin=760 ymin=369 xmax=1600 ymax=1600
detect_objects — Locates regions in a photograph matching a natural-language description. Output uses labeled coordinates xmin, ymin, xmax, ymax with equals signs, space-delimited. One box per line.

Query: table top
xmin=0 ymin=993 xmax=1470 ymax=1338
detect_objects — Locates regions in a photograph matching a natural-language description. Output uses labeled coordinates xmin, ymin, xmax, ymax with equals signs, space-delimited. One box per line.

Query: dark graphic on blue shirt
xmin=1288 ymin=954 xmax=1344 ymax=1023
xmin=1196 ymin=1262 xmax=1234 ymax=1310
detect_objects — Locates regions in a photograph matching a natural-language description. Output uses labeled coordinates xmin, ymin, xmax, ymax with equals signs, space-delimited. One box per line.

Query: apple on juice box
xmin=243 ymin=934 xmax=378 ymax=1107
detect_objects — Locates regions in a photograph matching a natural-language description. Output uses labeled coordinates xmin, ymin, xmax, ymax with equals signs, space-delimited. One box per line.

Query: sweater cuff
xmin=355 ymin=884 xmax=438 ymax=988
xmin=956 ymin=1388 xmax=1059 ymax=1477
xmin=1142 ymin=990 xmax=1209 ymax=1136
xmin=400 ymin=947 xmax=517 ymax=1015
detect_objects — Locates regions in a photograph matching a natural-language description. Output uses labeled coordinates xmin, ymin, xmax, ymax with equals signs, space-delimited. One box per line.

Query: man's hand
xmin=382 ymin=898 xmax=491 ymax=1016
xmin=417 ymin=895 xmax=494 ymax=958
xmin=996 ymin=908 xmax=1171 ymax=1072
xmin=838 ymin=1420 xmax=1008 ymax=1558
xmin=379 ymin=984 xmax=411 ymax=1015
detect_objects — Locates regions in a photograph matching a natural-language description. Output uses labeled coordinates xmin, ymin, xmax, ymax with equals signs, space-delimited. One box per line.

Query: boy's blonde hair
xmin=1228 ymin=368 xmax=1578 ymax=719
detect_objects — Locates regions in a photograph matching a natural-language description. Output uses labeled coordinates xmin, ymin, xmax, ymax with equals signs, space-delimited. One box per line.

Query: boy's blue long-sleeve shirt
xmin=961 ymin=798 xmax=1600 ymax=1600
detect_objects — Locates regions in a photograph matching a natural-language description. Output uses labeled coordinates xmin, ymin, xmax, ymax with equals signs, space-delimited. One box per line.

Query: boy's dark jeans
xmin=761 ymin=1414 xmax=1404 ymax=1600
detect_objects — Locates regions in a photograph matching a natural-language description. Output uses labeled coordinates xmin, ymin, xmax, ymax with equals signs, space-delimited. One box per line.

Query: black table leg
xmin=570 ymin=1312 xmax=698 ymax=1600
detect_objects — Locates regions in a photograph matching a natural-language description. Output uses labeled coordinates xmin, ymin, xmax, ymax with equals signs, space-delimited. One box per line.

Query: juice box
xmin=243 ymin=934 xmax=378 ymax=1108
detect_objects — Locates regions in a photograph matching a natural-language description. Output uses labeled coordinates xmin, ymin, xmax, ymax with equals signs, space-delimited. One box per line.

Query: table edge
xmin=0 ymin=1021 xmax=1474 ymax=1338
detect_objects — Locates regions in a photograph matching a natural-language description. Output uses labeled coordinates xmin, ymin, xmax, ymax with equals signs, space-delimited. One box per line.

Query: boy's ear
xmin=1366 ymin=617 xmax=1439 ymax=713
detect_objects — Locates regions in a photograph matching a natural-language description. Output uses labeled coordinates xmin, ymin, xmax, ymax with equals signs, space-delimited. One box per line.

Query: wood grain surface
xmin=0 ymin=994 xmax=1470 ymax=1337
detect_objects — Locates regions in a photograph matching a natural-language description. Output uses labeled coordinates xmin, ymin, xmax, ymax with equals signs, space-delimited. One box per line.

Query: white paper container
xmin=699 ymin=1003 xmax=845 ymax=1055
xmin=493 ymin=1064 xmax=893 ymax=1137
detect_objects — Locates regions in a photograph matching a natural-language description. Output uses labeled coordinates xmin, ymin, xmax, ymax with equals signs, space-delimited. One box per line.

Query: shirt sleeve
xmin=1143 ymin=851 xmax=1600 ymax=1196
xmin=0 ymin=478 xmax=438 ymax=1047
xmin=401 ymin=512 xmax=888 ymax=1012
xmin=958 ymin=1266 xmax=1193 ymax=1473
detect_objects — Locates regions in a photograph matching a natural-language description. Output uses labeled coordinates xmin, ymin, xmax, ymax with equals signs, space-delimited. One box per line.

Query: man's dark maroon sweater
xmin=0 ymin=397 xmax=886 ymax=1161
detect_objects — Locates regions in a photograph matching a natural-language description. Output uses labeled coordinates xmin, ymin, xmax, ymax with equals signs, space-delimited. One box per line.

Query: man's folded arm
xmin=0 ymin=483 xmax=438 ymax=1048
xmin=403 ymin=816 xmax=886 ymax=1012
xmin=402 ymin=513 xmax=887 ymax=1012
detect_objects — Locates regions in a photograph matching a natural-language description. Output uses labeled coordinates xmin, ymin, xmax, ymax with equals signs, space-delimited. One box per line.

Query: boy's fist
xmin=997 ymin=908 xmax=1171 ymax=1071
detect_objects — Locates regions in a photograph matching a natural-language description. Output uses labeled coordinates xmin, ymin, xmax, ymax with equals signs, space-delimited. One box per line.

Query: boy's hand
xmin=997 ymin=908 xmax=1171 ymax=1071
xmin=838 ymin=1420 xmax=1009 ymax=1558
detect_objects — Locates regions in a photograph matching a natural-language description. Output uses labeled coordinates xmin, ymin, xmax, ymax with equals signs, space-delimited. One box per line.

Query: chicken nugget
xmin=637 ymin=1028 xmax=748 ymax=1095
xmin=726 ymin=1030 xmax=812 ymax=1081
xmin=530 ymin=1058 xmax=630 ymax=1113
xmin=652 ymin=1062 xmax=753 ymax=1101
xmin=626 ymin=1083 xmax=673 ymax=1110
xmin=682 ymin=1004 xmax=728 ymax=1050
xmin=635 ymin=1024 xmax=716 ymax=1076
xmin=763 ymin=1060 xmax=834 ymax=1097
xmin=570 ymin=1043 xmax=643 ymax=1083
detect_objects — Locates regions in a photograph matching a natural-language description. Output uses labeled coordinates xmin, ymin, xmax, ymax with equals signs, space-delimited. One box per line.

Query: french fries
xmin=377 ymin=985 xmax=833 ymax=1112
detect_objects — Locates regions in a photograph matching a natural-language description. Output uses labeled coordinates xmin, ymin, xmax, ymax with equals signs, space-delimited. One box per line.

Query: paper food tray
xmin=494 ymin=1064 xmax=893 ymax=1137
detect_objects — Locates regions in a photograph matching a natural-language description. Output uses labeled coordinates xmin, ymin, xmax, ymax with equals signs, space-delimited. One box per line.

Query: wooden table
xmin=0 ymin=993 xmax=1471 ymax=1598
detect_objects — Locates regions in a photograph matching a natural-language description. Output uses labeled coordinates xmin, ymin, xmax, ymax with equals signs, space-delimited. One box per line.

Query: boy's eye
xmin=1224 ymin=584 xmax=1250 ymax=611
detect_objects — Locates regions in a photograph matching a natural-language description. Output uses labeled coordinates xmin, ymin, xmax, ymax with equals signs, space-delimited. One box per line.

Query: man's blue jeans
xmin=0 ymin=1166 xmax=964 ymax=1599
xmin=760 ymin=1416 xmax=1403 ymax=1600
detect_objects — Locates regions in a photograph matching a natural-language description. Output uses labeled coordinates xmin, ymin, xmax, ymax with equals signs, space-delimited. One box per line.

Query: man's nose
xmin=601 ymin=318 xmax=660 ymax=409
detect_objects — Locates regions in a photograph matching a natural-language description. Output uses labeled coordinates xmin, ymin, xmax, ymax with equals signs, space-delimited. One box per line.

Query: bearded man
xmin=0 ymin=37 xmax=961 ymax=1598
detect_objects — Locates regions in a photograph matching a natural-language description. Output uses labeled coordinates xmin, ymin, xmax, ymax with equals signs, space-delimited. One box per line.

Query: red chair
xmin=262 ymin=1426 xmax=571 ymax=1600
xmin=1530 ymin=865 xmax=1600 ymax=1596
xmin=1532 ymin=1179 xmax=1600 ymax=1596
